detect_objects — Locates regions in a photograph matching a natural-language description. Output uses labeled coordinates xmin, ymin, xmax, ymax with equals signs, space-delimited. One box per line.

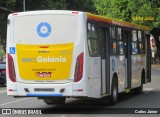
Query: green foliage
xmin=94 ymin=0 xmax=130 ymax=21
xmin=0 ymin=0 xmax=16 ymax=45
xmin=94 ymin=0 xmax=160 ymax=28
xmin=67 ymin=0 xmax=96 ymax=13
xmin=25 ymin=0 xmax=67 ymax=11
xmin=128 ymin=0 xmax=159 ymax=28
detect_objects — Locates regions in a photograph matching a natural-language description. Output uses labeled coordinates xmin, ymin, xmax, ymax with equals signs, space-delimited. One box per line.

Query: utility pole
xmin=23 ymin=0 xmax=26 ymax=11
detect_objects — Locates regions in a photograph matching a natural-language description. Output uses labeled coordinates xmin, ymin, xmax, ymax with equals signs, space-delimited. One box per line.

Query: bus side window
xmin=87 ymin=22 xmax=99 ymax=56
xmin=87 ymin=23 xmax=92 ymax=38
xmin=132 ymin=30 xmax=138 ymax=54
xmin=138 ymin=31 xmax=145 ymax=54
xmin=110 ymin=27 xmax=117 ymax=55
xmin=117 ymin=27 xmax=124 ymax=55
xmin=117 ymin=27 xmax=122 ymax=40
xmin=99 ymin=27 xmax=106 ymax=59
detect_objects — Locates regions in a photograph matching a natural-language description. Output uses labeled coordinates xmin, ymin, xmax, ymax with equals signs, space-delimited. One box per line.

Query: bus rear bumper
xmin=7 ymin=82 xmax=87 ymax=97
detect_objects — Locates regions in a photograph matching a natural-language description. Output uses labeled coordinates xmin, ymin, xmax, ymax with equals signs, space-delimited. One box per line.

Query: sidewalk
xmin=151 ymin=64 xmax=160 ymax=68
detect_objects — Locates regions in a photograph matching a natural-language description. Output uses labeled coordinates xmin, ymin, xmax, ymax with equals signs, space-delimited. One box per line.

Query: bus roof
xmin=87 ymin=13 xmax=150 ymax=31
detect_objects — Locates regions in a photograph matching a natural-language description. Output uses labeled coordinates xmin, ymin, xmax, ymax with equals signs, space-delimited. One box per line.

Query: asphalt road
xmin=0 ymin=65 xmax=160 ymax=116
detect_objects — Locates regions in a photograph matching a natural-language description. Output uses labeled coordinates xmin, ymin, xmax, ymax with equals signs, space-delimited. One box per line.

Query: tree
xmin=25 ymin=0 xmax=67 ymax=11
xmin=0 ymin=0 xmax=16 ymax=46
xmin=67 ymin=0 xmax=97 ymax=13
xmin=128 ymin=0 xmax=159 ymax=28
xmin=94 ymin=0 xmax=160 ymax=28
xmin=94 ymin=0 xmax=130 ymax=21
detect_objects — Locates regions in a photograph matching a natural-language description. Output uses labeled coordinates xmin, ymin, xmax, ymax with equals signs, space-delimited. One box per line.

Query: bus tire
xmin=44 ymin=97 xmax=66 ymax=105
xmin=109 ymin=78 xmax=118 ymax=105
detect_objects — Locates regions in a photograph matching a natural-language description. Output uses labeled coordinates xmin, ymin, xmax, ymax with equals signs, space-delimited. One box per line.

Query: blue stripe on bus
xmin=26 ymin=93 xmax=63 ymax=97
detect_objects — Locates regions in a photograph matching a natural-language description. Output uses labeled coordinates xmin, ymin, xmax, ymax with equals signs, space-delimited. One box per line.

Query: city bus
xmin=6 ymin=10 xmax=151 ymax=105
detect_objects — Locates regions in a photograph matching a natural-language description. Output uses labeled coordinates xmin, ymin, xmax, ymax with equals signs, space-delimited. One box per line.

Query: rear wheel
xmin=44 ymin=97 xmax=66 ymax=105
xmin=109 ymin=78 xmax=118 ymax=105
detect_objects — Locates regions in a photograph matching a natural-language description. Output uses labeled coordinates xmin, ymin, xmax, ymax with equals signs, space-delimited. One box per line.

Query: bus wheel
xmin=44 ymin=97 xmax=66 ymax=105
xmin=109 ymin=78 xmax=118 ymax=105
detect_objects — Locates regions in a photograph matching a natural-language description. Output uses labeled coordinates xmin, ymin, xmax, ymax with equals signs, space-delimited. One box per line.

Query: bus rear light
xmin=12 ymin=13 xmax=18 ymax=16
xmin=8 ymin=89 xmax=17 ymax=92
xmin=8 ymin=53 xmax=16 ymax=82
xmin=74 ymin=52 xmax=84 ymax=82
xmin=72 ymin=12 xmax=79 ymax=14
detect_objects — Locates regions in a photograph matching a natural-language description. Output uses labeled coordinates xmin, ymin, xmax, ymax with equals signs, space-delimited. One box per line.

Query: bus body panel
xmin=72 ymin=13 xmax=88 ymax=97
xmin=110 ymin=54 xmax=146 ymax=93
xmin=131 ymin=55 xmax=146 ymax=88
xmin=110 ymin=56 xmax=126 ymax=93
xmin=86 ymin=57 xmax=101 ymax=98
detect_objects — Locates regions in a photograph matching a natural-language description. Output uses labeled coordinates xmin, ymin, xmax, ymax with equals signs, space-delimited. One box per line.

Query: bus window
xmin=138 ymin=31 xmax=142 ymax=42
xmin=139 ymin=43 xmax=144 ymax=54
xmin=99 ymin=27 xmax=106 ymax=59
xmin=132 ymin=30 xmax=138 ymax=54
xmin=118 ymin=41 xmax=124 ymax=55
xmin=87 ymin=23 xmax=99 ymax=56
xmin=117 ymin=28 xmax=124 ymax=55
xmin=87 ymin=23 xmax=92 ymax=37
xmin=138 ymin=31 xmax=145 ymax=54
xmin=132 ymin=30 xmax=137 ymax=41
xmin=117 ymin=28 xmax=122 ymax=40
xmin=111 ymin=27 xmax=116 ymax=39
xmin=110 ymin=27 xmax=117 ymax=55
xmin=112 ymin=41 xmax=117 ymax=54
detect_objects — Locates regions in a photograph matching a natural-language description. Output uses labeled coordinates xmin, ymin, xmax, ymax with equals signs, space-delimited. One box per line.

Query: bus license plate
xmin=38 ymin=72 xmax=51 ymax=78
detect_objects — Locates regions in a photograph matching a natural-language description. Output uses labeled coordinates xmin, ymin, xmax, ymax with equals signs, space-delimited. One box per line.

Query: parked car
xmin=0 ymin=58 xmax=6 ymax=86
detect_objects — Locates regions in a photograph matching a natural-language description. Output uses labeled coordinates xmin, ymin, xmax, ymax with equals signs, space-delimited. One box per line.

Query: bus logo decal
xmin=37 ymin=22 xmax=51 ymax=38
xmin=9 ymin=47 xmax=16 ymax=54
xmin=22 ymin=56 xmax=67 ymax=63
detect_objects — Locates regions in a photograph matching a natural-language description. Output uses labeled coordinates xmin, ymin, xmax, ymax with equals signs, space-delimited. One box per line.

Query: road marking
xmin=143 ymin=88 xmax=153 ymax=93
xmin=0 ymin=98 xmax=29 ymax=106
xmin=0 ymin=90 xmax=6 ymax=94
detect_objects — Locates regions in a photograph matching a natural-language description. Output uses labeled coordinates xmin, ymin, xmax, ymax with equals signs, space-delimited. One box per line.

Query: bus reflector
xmin=39 ymin=45 xmax=49 ymax=48
xmin=8 ymin=53 xmax=16 ymax=82
xmin=8 ymin=89 xmax=13 ymax=92
xmin=72 ymin=12 xmax=78 ymax=14
xmin=12 ymin=13 xmax=18 ymax=16
xmin=74 ymin=52 xmax=83 ymax=82
xmin=78 ymin=89 xmax=83 ymax=92
xmin=8 ymin=89 xmax=17 ymax=92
